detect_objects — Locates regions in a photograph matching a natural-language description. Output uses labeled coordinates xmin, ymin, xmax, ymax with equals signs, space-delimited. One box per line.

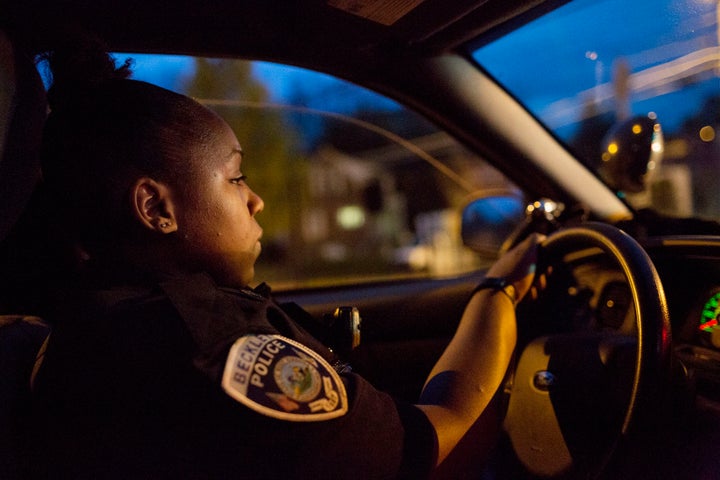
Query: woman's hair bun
xmin=41 ymin=30 xmax=133 ymax=111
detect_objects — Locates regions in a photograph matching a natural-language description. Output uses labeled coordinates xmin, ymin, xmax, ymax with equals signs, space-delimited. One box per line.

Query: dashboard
xmin=553 ymin=237 xmax=720 ymax=402
xmin=646 ymin=238 xmax=720 ymax=351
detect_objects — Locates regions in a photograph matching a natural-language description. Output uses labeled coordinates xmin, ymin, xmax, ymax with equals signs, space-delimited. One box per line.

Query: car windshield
xmin=471 ymin=0 xmax=720 ymax=221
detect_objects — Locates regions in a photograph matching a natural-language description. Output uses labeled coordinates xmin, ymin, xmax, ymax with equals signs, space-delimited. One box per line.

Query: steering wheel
xmin=502 ymin=222 xmax=671 ymax=478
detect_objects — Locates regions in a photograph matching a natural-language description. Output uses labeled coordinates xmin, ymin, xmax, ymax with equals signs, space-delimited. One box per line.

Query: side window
xmin=123 ymin=55 xmax=519 ymax=288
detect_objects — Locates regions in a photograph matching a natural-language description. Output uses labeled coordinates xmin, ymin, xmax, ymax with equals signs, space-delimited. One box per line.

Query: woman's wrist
xmin=471 ymin=277 xmax=517 ymax=306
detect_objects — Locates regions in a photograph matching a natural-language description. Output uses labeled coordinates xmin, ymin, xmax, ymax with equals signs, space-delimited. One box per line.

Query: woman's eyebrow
xmin=227 ymin=147 xmax=244 ymax=169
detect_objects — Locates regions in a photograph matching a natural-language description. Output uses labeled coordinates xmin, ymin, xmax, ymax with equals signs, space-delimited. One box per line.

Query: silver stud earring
xmin=159 ymin=221 xmax=172 ymax=229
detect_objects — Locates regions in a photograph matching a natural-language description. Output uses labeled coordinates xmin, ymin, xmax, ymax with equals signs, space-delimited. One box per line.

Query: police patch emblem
xmin=222 ymin=334 xmax=348 ymax=421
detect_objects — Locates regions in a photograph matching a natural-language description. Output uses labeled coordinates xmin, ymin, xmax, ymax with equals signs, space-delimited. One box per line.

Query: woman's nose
xmin=249 ymin=189 xmax=264 ymax=216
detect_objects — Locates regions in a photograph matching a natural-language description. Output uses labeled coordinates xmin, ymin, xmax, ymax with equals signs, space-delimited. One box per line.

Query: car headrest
xmin=0 ymin=29 xmax=46 ymax=241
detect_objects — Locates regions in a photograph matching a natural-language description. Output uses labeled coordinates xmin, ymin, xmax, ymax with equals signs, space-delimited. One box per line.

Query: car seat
xmin=0 ymin=28 xmax=50 ymax=480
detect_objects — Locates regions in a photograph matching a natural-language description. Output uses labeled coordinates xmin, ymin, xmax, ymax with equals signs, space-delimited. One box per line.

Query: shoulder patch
xmin=222 ymin=334 xmax=348 ymax=421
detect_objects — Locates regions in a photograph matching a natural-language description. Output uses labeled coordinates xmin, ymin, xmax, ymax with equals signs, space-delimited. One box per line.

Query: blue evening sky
xmin=472 ymin=0 xmax=720 ymax=136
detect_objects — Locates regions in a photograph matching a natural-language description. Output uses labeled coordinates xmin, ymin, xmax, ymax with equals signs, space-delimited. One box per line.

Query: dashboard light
xmin=700 ymin=318 xmax=718 ymax=332
xmin=700 ymin=291 xmax=720 ymax=333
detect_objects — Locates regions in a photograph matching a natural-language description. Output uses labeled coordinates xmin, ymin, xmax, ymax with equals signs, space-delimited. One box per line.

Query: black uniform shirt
xmin=31 ymin=272 xmax=436 ymax=479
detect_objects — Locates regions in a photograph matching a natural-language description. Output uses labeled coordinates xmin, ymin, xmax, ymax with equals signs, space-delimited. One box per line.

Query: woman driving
xmin=29 ymin=37 xmax=542 ymax=479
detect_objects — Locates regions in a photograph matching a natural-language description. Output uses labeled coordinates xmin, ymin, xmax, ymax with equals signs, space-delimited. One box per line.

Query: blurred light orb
xmin=699 ymin=125 xmax=715 ymax=143
xmin=337 ymin=205 xmax=366 ymax=230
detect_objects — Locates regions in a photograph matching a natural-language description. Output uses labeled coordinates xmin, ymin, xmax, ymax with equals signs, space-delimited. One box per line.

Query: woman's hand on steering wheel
xmin=486 ymin=233 xmax=546 ymax=304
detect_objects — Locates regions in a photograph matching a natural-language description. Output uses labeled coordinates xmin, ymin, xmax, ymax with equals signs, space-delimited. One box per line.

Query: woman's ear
xmin=130 ymin=177 xmax=179 ymax=234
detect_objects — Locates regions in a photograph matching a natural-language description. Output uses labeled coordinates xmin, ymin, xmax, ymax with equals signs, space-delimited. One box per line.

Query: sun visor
xmin=327 ymin=0 xmax=428 ymax=25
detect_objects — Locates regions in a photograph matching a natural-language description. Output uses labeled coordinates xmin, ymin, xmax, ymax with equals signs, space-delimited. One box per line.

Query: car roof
xmin=0 ymin=0 xmax=629 ymax=220
xmin=2 ymin=0 xmax=563 ymax=74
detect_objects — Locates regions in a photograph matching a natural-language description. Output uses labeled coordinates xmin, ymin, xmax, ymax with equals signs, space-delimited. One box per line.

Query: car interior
xmin=0 ymin=26 xmax=51 ymax=479
xmin=2 ymin=0 xmax=720 ymax=479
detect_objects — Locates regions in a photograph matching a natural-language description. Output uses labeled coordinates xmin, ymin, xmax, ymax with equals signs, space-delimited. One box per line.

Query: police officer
xmin=29 ymin=38 xmax=541 ymax=479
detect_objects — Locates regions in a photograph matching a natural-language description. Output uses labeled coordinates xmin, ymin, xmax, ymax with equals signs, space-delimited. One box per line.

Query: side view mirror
xmin=462 ymin=194 xmax=571 ymax=256
xmin=460 ymin=192 xmax=526 ymax=256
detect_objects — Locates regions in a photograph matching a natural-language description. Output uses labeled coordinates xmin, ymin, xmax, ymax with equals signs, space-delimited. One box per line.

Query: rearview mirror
xmin=598 ymin=114 xmax=663 ymax=194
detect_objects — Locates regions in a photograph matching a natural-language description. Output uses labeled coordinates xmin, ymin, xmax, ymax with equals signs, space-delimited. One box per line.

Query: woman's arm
xmin=415 ymin=233 xmax=542 ymax=465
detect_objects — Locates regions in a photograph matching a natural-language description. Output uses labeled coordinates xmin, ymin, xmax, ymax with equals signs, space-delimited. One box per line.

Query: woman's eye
xmin=230 ymin=175 xmax=247 ymax=185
